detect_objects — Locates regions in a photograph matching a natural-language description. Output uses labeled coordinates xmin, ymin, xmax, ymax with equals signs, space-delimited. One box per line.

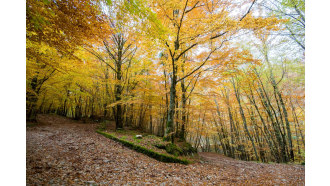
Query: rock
xmin=86 ymin=180 xmax=95 ymax=185
xmin=135 ymin=135 xmax=143 ymax=139
xmin=103 ymin=159 xmax=111 ymax=163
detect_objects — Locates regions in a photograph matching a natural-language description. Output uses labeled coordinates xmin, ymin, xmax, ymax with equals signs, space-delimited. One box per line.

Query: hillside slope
xmin=27 ymin=114 xmax=304 ymax=185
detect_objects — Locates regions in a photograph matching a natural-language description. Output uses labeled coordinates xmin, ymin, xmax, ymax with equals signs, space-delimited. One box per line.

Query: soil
xmin=27 ymin=114 xmax=305 ymax=185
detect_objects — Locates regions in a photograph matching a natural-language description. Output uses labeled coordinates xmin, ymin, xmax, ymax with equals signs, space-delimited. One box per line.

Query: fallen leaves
xmin=26 ymin=114 xmax=304 ymax=185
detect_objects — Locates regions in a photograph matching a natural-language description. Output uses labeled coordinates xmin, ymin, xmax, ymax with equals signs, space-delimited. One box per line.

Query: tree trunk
xmin=180 ymin=79 xmax=187 ymax=140
xmin=165 ymin=75 xmax=176 ymax=143
xmin=232 ymin=79 xmax=259 ymax=161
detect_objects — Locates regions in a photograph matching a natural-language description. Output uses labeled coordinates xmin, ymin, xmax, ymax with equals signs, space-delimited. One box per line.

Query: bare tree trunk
xmin=165 ymin=73 xmax=177 ymax=143
xmin=180 ymin=79 xmax=187 ymax=140
xmin=232 ymin=78 xmax=259 ymax=161
xmin=149 ymin=104 xmax=153 ymax=134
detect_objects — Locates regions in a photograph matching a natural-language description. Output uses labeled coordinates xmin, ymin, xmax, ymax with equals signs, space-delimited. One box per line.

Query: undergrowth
xmin=96 ymin=130 xmax=191 ymax=165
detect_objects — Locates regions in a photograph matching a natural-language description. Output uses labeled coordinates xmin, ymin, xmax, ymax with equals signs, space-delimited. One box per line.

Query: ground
xmin=27 ymin=114 xmax=305 ymax=185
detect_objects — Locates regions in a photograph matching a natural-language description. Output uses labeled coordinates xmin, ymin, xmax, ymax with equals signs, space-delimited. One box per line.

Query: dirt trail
xmin=27 ymin=114 xmax=304 ymax=185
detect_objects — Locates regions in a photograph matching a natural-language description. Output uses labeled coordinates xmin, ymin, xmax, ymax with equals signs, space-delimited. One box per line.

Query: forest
xmin=26 ymin=0 xmax=305 ymax=184
xmin=26 ymin=0 xmax=305 ymax=185
xmin=27 ymin=0 xmax=304 ymax=162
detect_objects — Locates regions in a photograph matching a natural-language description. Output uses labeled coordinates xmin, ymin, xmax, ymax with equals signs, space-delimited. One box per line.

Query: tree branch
xmin=85 ymin=47 xmax=117 ymax=72
xmin=185 ymin=1 xmax=204 ymax=14
xmin=175 ymin=42 xmax=198 ymax=61
xmin=240 ymin=0 xmax=257 ymax=21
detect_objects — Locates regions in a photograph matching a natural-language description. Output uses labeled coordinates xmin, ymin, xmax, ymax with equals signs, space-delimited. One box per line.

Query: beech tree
xmin=125 ymin=0 xmax=281 ymax=142
xmin=26 ymin=0 xmax=110 ymax=120
xmin=87 ymin=33 xmax=137 ymax=129
xmin=259 ymin=0 xmax=305 ymax=50
xmin=26 ymin=0 xmax=304 ymax=163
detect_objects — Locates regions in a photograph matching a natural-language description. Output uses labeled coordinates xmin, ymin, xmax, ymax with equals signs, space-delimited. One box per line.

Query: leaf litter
xmin=27 ymin=114 xmax=304 ymax=185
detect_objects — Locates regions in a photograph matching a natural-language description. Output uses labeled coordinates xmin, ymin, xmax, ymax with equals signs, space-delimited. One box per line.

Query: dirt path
xmin=27 ymin=114 xmax=304 ymax=185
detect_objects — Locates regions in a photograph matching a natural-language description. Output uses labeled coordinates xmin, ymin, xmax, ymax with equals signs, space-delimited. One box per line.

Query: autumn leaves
xmin=26 ymin=0 xmax=304 ymax=163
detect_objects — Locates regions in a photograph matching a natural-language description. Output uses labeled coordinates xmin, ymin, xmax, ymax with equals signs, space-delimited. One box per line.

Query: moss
xmin=133 ymin=138 xmax=142 ymax=143
xmin=164 ymin=141 xmax=197 ymax=156
xmin=154 ymin=143 xmax=166 ymax=150
xmin=165 ymin=143 xmax=183 ymax=156
xmin=96 ymin=130 xmax=191 ymax=165
xmin=120 ymin=136 xmax=127 ymax=140
xmin=179 ymin=142 xmax=197 ymax=155
xmin=163 ymin=135 xmax=170 ymax=141
xmin=144 ymin=134 xmax=159 ymax=139
xmin=97 ymin=121 xmax=107 ymax=131
xmin=26 ymin=122 xmax=37 ymax=127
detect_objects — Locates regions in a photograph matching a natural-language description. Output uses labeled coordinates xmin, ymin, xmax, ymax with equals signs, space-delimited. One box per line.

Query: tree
xmin=259 ymin=0 xmax=305 ymax=50
xmin=26 ymin=0 xmax=110 ymax=120
xmin=87 ymin=33 xmax=137 ymax=129
xmin=26 ymin=0 xmax=304 ymax=163
xmin=126 ymin=0 xmax=280 ymax=142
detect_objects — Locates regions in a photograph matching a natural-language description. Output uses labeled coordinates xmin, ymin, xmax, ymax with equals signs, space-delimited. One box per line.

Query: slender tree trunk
xmin=165 ymin=73 xmax=177 ymax=143
xmin=180 ymin=79 xmax=187 ymax=140
xmin=247 ymin=88 xmax=280 ymax=162
xmin=149 ymin=104 xmax=153 ymax=133
xmin=255 ymin=78 xmax=288 ymax=162
xmin=290 ymin=98 xmax=305 ymax=146
xmin=232 ymin=79 xmax=259 ymax=161
xmin=115 ymin=56 xmax=123 ymax=129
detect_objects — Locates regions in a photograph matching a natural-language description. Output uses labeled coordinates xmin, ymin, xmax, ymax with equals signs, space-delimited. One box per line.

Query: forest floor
xmin=27 ymin=114 xmax=304 ymax=185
